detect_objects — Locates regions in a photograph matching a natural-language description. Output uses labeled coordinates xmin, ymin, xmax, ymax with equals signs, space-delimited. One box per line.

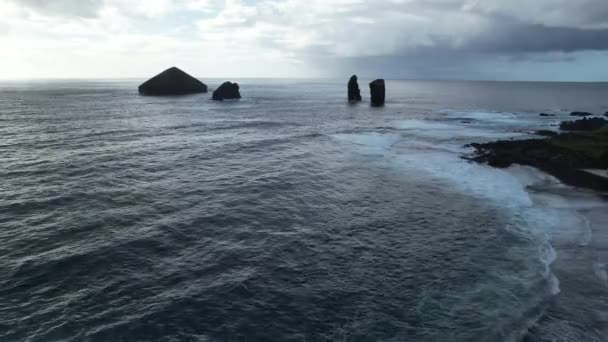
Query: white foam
xmin=392 ymin=150 xmax=534 ymax=207
xmin=331 ymin=129 xmax=607 ymax=297
xmin=521 ymin=207 xmax=592 ymax=246
xmin=577 ymin=213 xmax=593 ymax=247
xmin=539 ymin=241 xmax=557 ymax=275
xmin=506 ymin=165 xmax=563 ymax=188
xmin=332 ymin=132 xmax=401 ymax=150
xmin=593 ymin=262 xmax=608 ymax=287
xmin=331 ymin=129 xmax=535 ymax=207
xmin=396 ymin=119 xmax=458 ymax=131
xmin=333 ymin=131 xmax=605 ymax=247
xmin=529 ymin=191 xmax=607 ymax=210
xmin=548 ymin=273 xmax=561 ymax=295
xmin=395 ymin=119 xmax=523 ymax=139
xmin=443 ymin=110 xmax=527 ymax=124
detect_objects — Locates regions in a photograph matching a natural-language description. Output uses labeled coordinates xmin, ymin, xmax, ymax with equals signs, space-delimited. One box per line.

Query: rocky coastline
xmin=467 ymin=116 xmax=608 ymax=191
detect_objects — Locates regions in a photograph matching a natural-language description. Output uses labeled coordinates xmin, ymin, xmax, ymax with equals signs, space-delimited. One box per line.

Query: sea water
xmin=1 ymin=79 xmax=607 ymax=341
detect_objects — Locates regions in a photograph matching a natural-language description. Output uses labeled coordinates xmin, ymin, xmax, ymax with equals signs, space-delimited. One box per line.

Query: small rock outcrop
xmin=212 ymin=82 xmax=241 ymax=101
xmin=559 ymin=117 xmax=608 ymax=131
xmin=570 ymin=111 xmax=593 ymax=117
xmin=369 ymin=79 xmax=385 ymax=106
xmin=139 ymin=67 xmax=207 ymax=95
xmin=539 ymin=113 xmax=555 ymax=117
xmin=348 ymin=75 xmax=362 ymax=101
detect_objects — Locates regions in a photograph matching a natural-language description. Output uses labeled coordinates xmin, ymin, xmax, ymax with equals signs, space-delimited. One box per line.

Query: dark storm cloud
xmin=467 ymin=17 xmax=608 ymax=54
xmin=464 ymin=0 xmax=608 ymax=29
xmin=323 ymin=52 xmax=491 ymax=80
xmin=317 ymin=0 xmax=608 ymax=79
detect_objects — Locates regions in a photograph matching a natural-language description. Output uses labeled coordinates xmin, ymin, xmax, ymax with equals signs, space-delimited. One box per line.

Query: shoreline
xmin=465 ymin=117 xmax=608 ymax=193
xmin=496 ymin=152 xmax=608 ymax=341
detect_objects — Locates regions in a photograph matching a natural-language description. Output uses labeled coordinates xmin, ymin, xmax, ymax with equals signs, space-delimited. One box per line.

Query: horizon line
xmin=1 ymin=77 xmax=608 ymax=84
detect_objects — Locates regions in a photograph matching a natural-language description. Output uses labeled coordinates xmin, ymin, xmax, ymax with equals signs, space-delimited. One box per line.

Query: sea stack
xmin=369 ymin=79 xmax=385 ymax=106
xmin=212 ymin=82 xmax=241 ymax=101
xmin=138 ymin=67 xmax=207 ymax=95
xmin=348 ymin=75 xmax=362 ymax=101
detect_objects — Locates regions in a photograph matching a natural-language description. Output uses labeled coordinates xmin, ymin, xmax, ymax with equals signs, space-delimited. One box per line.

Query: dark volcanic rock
xmin=467 ymin=115 xmax=608 ymax=191
xmin=467 ymin=133 xmax=608 ymax=191
xmin=535 ymin=130 xmax=559 ymax=137
xmin=348 ymin=75 xmax=362 ymax=101
xmin=139 ymin=67 xmax=207 ymax=95
xmin=212 ymin=81 xmax=241 ymax=101
xmin=559 ymin=117 xmax=608 ymax=131
xmin=601 ymin=151 xmax=608 ymax=167
xmin=466 ymin=118 xmax=608 ymax=191
xmin=369 ymin=79 xmax=385 ymax=106
xmin=539 ymin=113 xmax=556 ymax=117
xmin=570 ymin=111 xmax=593 ymax=117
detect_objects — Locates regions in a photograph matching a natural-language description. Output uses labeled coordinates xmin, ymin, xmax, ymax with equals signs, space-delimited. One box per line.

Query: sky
xmin=1 ymin=0 xmax=608 ymax=81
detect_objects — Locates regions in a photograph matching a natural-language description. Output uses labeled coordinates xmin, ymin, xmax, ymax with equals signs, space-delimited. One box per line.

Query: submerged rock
xmin=570 ymin=111 xmax=593 ymax=117
xmin=369 ymin=79 xmax=385 ymax=106
xmin=138 ymin=67 xmax=207 ymax=95
xmin=559 ymin=117 xmax=608 ymax=131
xmin=212 ymin=81 xmax=241 ymax=101
xmin=348 ymin=75 xmax=362 ymax=101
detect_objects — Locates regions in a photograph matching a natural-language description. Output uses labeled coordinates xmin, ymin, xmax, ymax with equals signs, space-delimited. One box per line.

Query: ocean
xmin=1 ymin=79 xmax=607 ymax=341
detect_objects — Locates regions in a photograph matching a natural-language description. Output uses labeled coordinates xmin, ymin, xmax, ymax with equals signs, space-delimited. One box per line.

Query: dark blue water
xmin=1 ymin=79 xmax=608 ymax=341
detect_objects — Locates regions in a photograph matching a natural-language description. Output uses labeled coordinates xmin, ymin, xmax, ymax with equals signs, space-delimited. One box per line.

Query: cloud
xmin=193 ymin=0 xmax=608 ymax=61
xmin=2 ymin=0 xmax=608 ymax=80
xmin=464 ymin=0 xmax=608 ymax=29
xmin=9 ymin=0 xmax=217 ymax=18
xmin=469 ymin=22 xmax=608 ymax=53
xmin=16 ymin=0 xmax=104 ymax=18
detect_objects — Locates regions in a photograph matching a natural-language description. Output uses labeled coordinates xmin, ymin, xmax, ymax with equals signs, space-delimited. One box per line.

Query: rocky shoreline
xmin=467 ymin=117 xmax=608 ymax=192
